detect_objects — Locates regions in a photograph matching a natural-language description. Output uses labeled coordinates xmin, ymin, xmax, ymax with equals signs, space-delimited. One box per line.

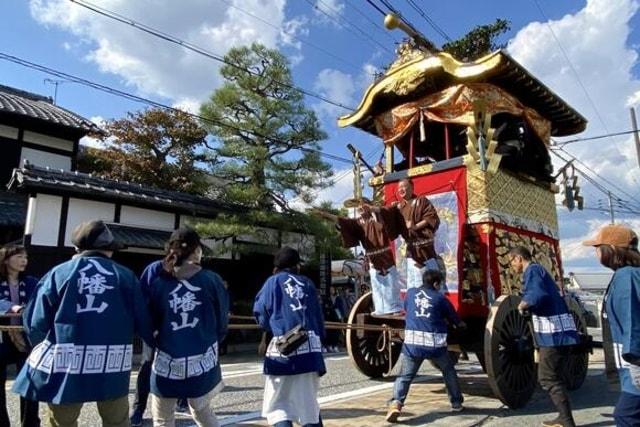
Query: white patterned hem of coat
xmin=266 ymin=331 xmax=322 ymax=359
xmin=370 ymin=265 xmax=402 ymax=315
xmin=262 ymin=372 xmax=320 ymax=425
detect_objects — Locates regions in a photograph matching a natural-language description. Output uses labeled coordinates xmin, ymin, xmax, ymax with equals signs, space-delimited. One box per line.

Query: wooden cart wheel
xmin=475 ymin=351 xmax=487 ymax=373
xmin=484 ymin=295 xmax=536 ymax=409
xmin=563 ymin=295 xmax=589 ymax=390
xmin=346 ymin=292 xmax=402 ymax=378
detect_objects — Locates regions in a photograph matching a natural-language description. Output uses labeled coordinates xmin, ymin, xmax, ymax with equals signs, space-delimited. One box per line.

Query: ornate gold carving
xmin=467 ymin=168 xmax=559 ymax=236
xmin=465 ymin=101 xmax=502 ymax=174
xmin=407 ymin=164 xmax=433 ymax=177
xmin=387 ymin=42 xmax=426 ymax=72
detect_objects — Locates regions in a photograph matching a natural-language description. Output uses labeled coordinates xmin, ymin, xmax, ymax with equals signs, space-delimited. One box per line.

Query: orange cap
xmin=582 ymin=224 xmax=638 ymax=248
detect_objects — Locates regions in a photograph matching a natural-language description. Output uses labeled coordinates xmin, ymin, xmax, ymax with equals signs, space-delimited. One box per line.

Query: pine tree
xmin=200 ymin=43 xmax=332 ymax=211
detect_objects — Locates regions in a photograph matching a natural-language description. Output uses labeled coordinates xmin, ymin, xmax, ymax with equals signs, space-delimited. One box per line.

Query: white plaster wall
xmin=20 ymin=147 xmax=71 ymax=170
xmin=65 ymin=199 xmax=115 ymax=246
xmin=29 ymin=194 xmax=62 ymax=246
xmin=0 ymin=125 xmax=19 ymax=139
xmin=120 ymin=205 xmax=174 ymax=229
xmin=22 ymin=131 xmax=74 ymax=152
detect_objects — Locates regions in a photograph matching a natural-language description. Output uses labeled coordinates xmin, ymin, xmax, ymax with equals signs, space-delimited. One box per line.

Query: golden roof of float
xmin=338 ymin=49 xmax=587 ymax=137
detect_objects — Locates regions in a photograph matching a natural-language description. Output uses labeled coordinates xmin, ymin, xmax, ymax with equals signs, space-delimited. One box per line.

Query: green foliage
xmin=312 ymin=201 xmax=353 ymax=260
xmin=77 ymin=108 xmax=209 ymax=195
xmin=442 ymin=19 xmax=511 ymax=62
xmin=200 ymin=43 xmax=333 ymax=210
xmin=191 ymin=203 xmax=351 ymax=261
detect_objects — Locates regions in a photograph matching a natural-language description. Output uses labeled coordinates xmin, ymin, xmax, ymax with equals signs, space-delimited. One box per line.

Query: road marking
xmin=223 ymin=368 xmax=263 ymax=379
xmin=220 ymin=411 xmax=262 ymax=426
xmin=218 ymin=376 xmax=427 ymax=426
xmin=325 ymin=355 xmax=350 ymax=361
xmin=219 ymin=354 xmax=348 ymax=379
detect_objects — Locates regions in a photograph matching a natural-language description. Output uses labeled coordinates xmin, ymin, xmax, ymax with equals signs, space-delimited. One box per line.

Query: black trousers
xmin=0 ymin=341 xmax=40 ymax=427
xmin=538 ymin=346 xmax=575 ymax=426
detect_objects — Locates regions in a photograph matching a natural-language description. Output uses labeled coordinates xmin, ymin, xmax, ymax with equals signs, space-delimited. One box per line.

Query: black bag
xmin=275 ymin=324 xmax=309 ymax=356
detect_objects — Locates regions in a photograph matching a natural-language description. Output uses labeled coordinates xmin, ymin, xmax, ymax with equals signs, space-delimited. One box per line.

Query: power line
xmin=552 ymin=130 xmax=638 ymax=147
xmin=306 ymin=0 xmax=393 ymax=54
xmin=551 ymin=149 xmax=640 ymax=211
xmin=215 ymin=0 xmax=366 ymax=74
xmin=363 ymin=0 xmax=388 ymax=17
xmin=532 ymin=0 xmax=640 ymax=189
xmin=374 ymin=0 xmax=427 ymax=44
xmin=403 ymin=0 xmax=452 ymax=42
xmin=555 ymin=204 xmax=640 ymax=215
xmin=554 ymin=146 xmax=640 ymax=209
xmin=531 ymin=0 xmax=609 ymax=136
xmin=67 ymin=0 xmax=354 ymax=111
xmin=0 ymin=52 xmax=354 ymax=166
xmin=345 ymin=0 xmax=399 ymax=44
xmin=291 ymin=145 xmax=382 ymax=205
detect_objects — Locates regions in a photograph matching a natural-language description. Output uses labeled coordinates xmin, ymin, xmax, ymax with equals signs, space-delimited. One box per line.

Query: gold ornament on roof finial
xmin=384 ymin=13 xmax=439 ymax=54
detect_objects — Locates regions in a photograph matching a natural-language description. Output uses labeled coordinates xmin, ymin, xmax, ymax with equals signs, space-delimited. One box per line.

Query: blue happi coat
xmin=0 ymin=275 xmax=38 ymax=357
xmin=253 ymin=270 xmax=326 ymax=376
xmin=522 ymin=263 xmax=578 ymax=347
xmin=604 ymin=266 xmax=640 ymax=395
xmin=148 ymin=268 xmax=229 ymax=398
xmin=402 ymin=286 xmax=459 ymax=359
xmin=0 ymin=275 xmax=38 ymax=313
xmin=12 ymin=252 xmax=154 ymax=404
xmin=140 ymin=260 xmax=173 ymax=293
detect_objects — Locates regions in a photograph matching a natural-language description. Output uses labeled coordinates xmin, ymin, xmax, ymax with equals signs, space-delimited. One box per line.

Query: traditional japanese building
xmin=0 ymin=84 xmax=319 ymax=307
xmin=0 ymin=84 xmax=99 ymax=243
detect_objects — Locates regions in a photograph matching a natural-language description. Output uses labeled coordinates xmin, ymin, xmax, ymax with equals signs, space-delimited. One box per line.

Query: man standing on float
xmin=394 ymin=179 xmax=442 ymax=289
xmin=315 ymin=199 xmax=404 ymax=315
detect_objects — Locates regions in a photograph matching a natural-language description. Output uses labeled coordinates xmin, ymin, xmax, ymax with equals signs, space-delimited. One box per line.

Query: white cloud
xmin=288 ymin=166 xmax=375 ymax=210
xmin=280 ymin=16 xmax=309 ymax=51
xmin=508 ymin=0 xmax=640 ymax=270
xmin=626 ymin=90 xmax=640 ymax=107
xmin=79 ymin=115 xmax=108 ymax=148
xmin=29 ymin=0 xmax=305 ymax=104
xmin=312 ymin=62 xmax=378 ymax=120
xmin=172 ymin=98 xmax=201 ymax=115
xmin=312 ymin=68 xmax=357 ymax=119
xmin=560 ymin=217 xmax=640 ymax=263
xmin=312 ymin=0 xmax=345 ymax=26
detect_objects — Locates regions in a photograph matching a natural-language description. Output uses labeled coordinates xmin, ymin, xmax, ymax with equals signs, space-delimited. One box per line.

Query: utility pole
xmin=607 ymin=191 xmax=615 ymax=224
xmin=630 ymin=107 xmax=640 ymax=168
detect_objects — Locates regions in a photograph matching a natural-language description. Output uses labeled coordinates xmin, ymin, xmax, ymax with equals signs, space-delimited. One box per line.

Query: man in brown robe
xmin=314 ymin=200 xmax=404 ymax=314
xmin=394 ymin=179 xmax=442 ymax=289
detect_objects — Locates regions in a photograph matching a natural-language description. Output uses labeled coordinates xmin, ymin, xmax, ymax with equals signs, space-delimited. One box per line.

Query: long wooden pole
xmin=630 ymin=107 xmax=640 ymax=168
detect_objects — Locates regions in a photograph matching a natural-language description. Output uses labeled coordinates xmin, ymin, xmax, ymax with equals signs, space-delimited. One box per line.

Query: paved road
xmin=7 ymin=349 xmax=617 ymax=426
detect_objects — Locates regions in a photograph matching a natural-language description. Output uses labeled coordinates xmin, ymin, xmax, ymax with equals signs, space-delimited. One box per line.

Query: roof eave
xmin=338 ymin=50 xmax=587 ymax=138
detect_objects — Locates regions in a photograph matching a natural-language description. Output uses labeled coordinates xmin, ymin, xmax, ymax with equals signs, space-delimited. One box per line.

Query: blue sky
xmin=1 ymin=0 xmax=639 ymax=272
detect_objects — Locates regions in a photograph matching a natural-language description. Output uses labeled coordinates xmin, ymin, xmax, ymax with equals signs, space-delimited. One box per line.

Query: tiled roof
xmin=0 ymin=191 xmax=27 ymax=227
xmin=107 ymin=223 xmax=214 ymax=254
xmin=108 ymin=223 xmax=171 ymax=250
xmin=8 ymin=163 xmax=242 ymax=217
xmin=0 ymin=84 xmax=99 ymax=134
